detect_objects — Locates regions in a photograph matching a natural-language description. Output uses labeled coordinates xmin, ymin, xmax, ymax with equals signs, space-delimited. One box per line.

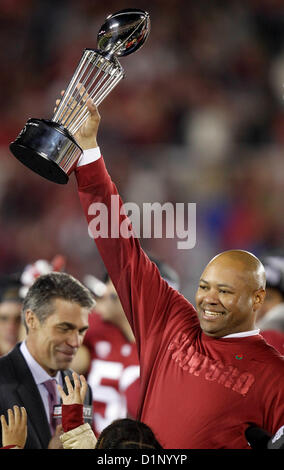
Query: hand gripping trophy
xmin=9 ymin=9 xmax=150 ymax=184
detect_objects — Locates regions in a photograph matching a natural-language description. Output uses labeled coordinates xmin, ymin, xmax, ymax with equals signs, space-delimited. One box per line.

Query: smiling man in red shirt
xmin=68 ymin=99 xmax=284 ymax=449
xmin=196 ymin=251 xmax=266 ymax=338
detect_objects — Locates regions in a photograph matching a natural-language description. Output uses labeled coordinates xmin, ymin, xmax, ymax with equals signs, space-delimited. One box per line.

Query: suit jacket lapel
xmin=11 ymin=346 xmax=51 ymax=448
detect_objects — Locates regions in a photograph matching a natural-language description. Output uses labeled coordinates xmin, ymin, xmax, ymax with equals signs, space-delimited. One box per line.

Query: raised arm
xmin=72 ymin=100 xmax=198 ymax=359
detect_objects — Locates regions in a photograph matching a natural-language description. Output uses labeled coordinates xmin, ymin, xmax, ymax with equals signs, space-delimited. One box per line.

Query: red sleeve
xmin=0 ymin=445 xmax=18 ymax=449
xmin=62 ymin=404 xmax=84 ymax=432
xmin=75 ymin=158 xmax=199 ymax=362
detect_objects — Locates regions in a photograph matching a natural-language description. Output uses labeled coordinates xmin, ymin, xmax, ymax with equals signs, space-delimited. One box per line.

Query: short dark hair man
xmin=0 ymin=272 xmax=94 ymax=449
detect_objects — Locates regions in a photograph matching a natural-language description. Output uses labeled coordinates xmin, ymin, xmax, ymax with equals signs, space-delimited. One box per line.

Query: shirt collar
xmin=222 ymin=329 xmax=260 ymax=339
xmin=20 ymin=340 xmax=61 ymax=385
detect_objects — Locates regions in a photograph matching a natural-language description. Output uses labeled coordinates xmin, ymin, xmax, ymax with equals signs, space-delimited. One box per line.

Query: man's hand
xmin=54 ymin=87 xmax=100 ymax=151
xmin=57 ymin=372 xmax=88 ymax=405
xmin=0 ymin=406 xmax=27 ymax=449
xmin=74 ymin=97 xmax=100 ymax=150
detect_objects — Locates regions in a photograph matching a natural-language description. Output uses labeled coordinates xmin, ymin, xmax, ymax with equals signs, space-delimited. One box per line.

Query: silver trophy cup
xmin=10 ymin=9 xmax=150 ymax=184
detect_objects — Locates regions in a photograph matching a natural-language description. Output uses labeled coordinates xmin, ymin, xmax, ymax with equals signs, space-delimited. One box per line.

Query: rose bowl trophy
xmin=9 ymin=9 xmax=150 ymax=184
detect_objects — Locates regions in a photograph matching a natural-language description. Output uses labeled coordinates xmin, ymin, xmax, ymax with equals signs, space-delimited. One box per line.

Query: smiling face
xmin=195 ymin=251 xmax=266 ymax=338
xmin=25 ymin=298 xmax=89 ymax=376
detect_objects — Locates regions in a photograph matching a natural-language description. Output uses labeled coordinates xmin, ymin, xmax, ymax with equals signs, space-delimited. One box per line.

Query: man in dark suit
xmin=0 ymin=272 xmax=94 ymax=449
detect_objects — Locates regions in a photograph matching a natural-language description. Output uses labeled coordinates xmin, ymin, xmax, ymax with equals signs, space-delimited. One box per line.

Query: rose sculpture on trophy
xmin=9 ymin=9 xmax=150 ymax=184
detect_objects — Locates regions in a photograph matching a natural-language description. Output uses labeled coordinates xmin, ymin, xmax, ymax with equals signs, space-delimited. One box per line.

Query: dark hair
xmin=95 ymin=418 xmax=163 ymax=449
xmin=22 ymin=272 xmax=94 ymax=331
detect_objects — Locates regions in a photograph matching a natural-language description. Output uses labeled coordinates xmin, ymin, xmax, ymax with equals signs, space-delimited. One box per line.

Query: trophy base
xmin=9 ymin=119 xmax=82 ymax=184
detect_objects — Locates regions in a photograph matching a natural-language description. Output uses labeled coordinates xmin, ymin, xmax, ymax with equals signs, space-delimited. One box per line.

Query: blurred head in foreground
xmin=95 ymin=418 xmax=163 ymax=449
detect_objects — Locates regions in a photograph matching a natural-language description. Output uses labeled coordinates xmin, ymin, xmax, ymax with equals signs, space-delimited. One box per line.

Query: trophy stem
xmin=69 ymin=68 xmax=124 ymax=134
xmin=64 ymin=60 xmax=112 ymax=130
xmin=57 ymin=53 xmax=104 ymax=126
xmin=52 ymin=50 xmax=92 ymax=123
xmin=51 ymin=50 xmax=124 ymax=137
xmin=95 ymin=67 xmax=124 ymax=105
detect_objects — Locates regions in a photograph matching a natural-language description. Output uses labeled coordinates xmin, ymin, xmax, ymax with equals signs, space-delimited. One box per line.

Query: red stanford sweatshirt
xmin=75 ymin=157 xmax=284 ymax=449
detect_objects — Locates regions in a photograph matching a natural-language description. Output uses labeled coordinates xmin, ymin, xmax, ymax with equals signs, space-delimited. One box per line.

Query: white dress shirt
xmin=222 ymin=329 xmax=260 ymax=338
xmin=20 ymin=341 xmax=62 ymax=426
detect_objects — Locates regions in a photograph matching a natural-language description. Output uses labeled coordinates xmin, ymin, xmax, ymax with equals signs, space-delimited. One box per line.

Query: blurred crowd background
xmin=1 ymin=0 xmax=284 ymax=301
